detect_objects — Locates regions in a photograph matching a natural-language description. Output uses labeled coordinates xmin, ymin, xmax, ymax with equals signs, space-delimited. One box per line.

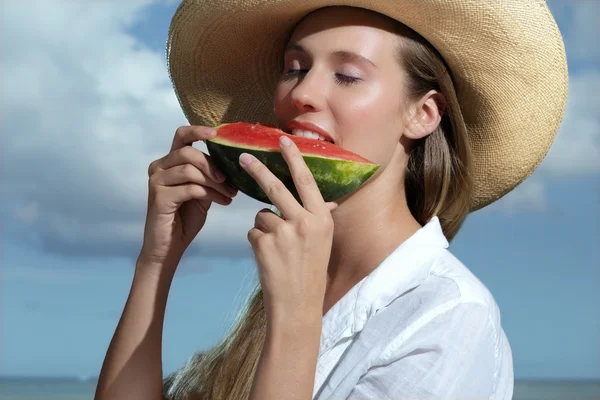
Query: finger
xmin=155 ymin=183 xmax=233 ymax=207
xmin=326 ymin=201 xmax=338 ymax=212
xmin=151 ymin=164 xmax=238 ymax=199
xmin=254 ymin=208 xmax=284 ymax=233
xmin=239 ymin=152 xmax=304 ymax=219
xmin=279 ymin=135 xmax=326 ymax=214
xmin=247 ymin=227 xmax=264 ymax=248
xmin=170 ymin=125 xmax=216 ymax=152
xmin=161 ymin=146 xmax=226 ymax=184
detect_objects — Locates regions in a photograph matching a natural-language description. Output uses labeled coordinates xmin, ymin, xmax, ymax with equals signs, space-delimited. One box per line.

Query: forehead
xmin=288 ymin=7 xmax=400 ymax=55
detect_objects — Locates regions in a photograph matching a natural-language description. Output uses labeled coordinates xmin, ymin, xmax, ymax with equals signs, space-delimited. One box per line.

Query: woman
xmin=95 ymin=1 xmax=567 ymax=399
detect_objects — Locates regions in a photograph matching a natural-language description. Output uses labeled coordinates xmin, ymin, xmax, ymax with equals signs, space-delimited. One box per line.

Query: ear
xmin=403 ymin=90 xmax=445 ymax=140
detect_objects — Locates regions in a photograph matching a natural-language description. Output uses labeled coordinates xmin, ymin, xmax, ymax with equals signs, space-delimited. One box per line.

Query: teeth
xmin=291 ymin=129 xmax=330 ymax=142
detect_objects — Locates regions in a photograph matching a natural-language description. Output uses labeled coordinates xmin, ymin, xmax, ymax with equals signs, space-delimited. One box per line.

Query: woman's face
xmin=274 ymin=7 xmax=409 ymax=167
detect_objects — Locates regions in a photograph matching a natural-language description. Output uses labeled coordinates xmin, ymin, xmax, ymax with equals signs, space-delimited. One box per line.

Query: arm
xmin=249 ymin=311 xmax=322 ymax=400
xmin=94 ymin=258 xmax=177 ymax=400
xmin=94 ymin=125 xmax=237 ymax=399
xmin=238 ymin=138 xmax=335 ymax=400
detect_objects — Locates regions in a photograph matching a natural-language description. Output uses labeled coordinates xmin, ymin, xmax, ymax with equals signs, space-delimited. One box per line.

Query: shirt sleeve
xmin=347 ymin=302 xmax=502 ymax=400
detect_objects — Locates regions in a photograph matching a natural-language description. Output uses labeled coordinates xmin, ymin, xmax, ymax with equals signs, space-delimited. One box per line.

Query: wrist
xmin=267 ymin=304 xmax=323 ymax=333
xmin=135 ymin=253 xmax=179 ymax=283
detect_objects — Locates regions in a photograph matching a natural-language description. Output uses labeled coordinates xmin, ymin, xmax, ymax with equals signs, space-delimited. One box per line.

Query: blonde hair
xmin=163 ymin=8 xmax=472 ymax=400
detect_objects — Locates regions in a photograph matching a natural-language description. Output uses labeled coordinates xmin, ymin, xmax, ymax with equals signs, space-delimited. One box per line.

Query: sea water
xmin=1 ymin=377 xmax=599 ymax=399
xmin=0 ymin=377 xmax=97 ymax=400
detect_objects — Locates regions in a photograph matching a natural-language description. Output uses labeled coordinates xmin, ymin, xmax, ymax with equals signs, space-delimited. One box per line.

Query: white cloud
xmin=2 ymin=0 xmax=598 ymax=256
xmin=484 ymin=0 xmax=600 ymax=213
xmin=541 ymin=70 xmax=600 ymax=176
xmin=484 ymin=173 xmax=548 ymax=213
xmin=1 ymin=0 xmax=265 ymax=258
xmin=490 ymin=1 xmax=600 ymax=212
xmin=542 ymin=1 xmax=600 ymax=177
xmin=547 ymin=0 xmax=600 ymax=64
xmin=568 ymin=1 xmax=600 ymax=63
xmin=491 ymin=68 xmax=600 ymax=212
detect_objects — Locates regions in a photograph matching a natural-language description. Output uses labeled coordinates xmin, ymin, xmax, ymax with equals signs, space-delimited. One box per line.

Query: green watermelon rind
xmin=205 ymin=141 xmax=379 ymax=204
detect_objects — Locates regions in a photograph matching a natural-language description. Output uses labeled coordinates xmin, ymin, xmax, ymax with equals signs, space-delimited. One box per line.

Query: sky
xmin=1 ymin=0 xmax=599 ymax=380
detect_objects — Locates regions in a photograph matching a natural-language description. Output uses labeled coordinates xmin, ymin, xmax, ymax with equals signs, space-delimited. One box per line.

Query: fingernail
xmin=280 ymin=135 xmax=292 ymax=147
xmin=207 ymin=128 xmax=217 ymax=137
xmin=239 ymin=153 xmax=253 ymax=166
xmin=228 ymin=185 xmax=238 ymax=196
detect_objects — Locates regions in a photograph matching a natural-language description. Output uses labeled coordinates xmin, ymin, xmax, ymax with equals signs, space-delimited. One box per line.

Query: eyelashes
xmin=282 ymin=69 xmax=361 ymax=86
xmin=334 ymin=73 xmax=360 ymax=86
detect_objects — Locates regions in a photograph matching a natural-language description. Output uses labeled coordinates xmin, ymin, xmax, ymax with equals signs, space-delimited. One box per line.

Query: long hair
xmin=163 ymin=8 xmax=472 ymax=400
xmin=394 ymin=22 xmax=472 ymax=241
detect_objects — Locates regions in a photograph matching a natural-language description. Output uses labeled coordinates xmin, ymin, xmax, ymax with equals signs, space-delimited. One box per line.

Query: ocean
xmin=0 ymin=378 xmax=599 ymax=399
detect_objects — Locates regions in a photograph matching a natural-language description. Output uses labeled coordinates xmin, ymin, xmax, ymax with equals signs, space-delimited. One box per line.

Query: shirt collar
xmin=319 ymin=217 xmax=449 ymax=354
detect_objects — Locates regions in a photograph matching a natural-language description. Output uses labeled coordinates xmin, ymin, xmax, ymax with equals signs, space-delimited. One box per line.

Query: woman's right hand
xmin=138 ymin=125 xmax=238 ymax=271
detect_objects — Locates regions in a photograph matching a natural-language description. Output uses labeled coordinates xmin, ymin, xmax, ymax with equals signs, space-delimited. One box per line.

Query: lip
xmin=287 ymin=120 xmax=335 ymax=143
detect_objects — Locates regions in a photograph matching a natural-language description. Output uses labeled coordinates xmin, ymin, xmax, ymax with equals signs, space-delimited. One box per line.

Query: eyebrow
xmin=284 ymin=43 xmax=379 ymax=69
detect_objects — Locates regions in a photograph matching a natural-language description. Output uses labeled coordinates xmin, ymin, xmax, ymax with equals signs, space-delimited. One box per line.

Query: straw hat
xmin=166 ymin=0 xmax=568 ymax=211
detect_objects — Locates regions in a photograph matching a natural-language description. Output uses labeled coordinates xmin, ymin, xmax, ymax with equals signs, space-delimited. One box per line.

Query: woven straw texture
xmin=166 ymin=0 xmax=568 ymax=211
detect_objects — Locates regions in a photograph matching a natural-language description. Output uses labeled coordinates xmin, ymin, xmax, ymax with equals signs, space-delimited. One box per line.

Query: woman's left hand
xmin=240 ymin=135 xmax=337 ymax=324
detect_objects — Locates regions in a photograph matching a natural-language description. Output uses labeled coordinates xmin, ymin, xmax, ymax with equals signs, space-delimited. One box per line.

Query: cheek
xmin=338 ymin=90 xmax=403 ymax=165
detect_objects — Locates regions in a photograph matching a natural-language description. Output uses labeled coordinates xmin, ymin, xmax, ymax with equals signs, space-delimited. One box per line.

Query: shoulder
xmin=404 ymin=248 xmax=506 ymax=343
xmin=427 ymin=248 xmax=503 ymax=328
xmin=376 ymin=249 xmax=508 ymax=362
xmin=350 ymin=250 xmax=514 ymax=399
xmin=346 ymin=249 xmax=514 ymax=399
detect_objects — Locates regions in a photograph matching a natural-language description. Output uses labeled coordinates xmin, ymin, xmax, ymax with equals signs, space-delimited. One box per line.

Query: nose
xmin=290 ymin=69 xmax=325 ymax=112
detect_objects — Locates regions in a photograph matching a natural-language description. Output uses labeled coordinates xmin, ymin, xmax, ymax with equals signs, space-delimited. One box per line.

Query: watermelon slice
xmin=205 ymin=122 xmax=379 ymax=204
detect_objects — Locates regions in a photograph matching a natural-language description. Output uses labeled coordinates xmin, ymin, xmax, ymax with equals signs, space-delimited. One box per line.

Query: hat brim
xmin=166 ymin=0 xmax=568 ymax=211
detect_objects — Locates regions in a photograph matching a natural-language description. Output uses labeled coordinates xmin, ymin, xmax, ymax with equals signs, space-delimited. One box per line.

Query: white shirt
xmin=312 ymin=216 xmax=514 ymax=400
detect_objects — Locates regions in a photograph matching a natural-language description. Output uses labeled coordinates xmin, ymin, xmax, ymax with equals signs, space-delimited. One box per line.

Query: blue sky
xmin=1 ymin=0 xmax=598 ymax=380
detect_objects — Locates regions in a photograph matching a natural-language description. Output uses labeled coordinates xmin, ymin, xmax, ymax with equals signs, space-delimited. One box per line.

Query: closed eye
xmin=334 ymin=73 xmax=360 ymax=86
xmin=282 ymin=69 xmax=361 ymax=86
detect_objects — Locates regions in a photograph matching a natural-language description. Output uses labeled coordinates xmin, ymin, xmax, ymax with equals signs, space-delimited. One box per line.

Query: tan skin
xmin=274 ymin=8 xmax=443 ymax=316
xmin=94 ymin=6 xmax=443 ymax=400
xmin=249 ymin=8 xmax=444 ymax=399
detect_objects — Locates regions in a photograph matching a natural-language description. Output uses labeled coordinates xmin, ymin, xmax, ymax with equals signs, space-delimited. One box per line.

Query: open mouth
xmin=289 ymin=129 xmax=334 ymax=144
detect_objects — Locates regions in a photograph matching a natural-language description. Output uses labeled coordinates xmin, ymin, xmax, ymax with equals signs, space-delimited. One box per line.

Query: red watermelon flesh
xmin=205 ymin=122 xmax=379 ymax=204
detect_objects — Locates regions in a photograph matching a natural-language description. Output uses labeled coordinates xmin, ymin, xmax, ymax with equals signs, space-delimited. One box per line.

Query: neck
xmin=326 ymin=164 xmax=422 ymax=291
